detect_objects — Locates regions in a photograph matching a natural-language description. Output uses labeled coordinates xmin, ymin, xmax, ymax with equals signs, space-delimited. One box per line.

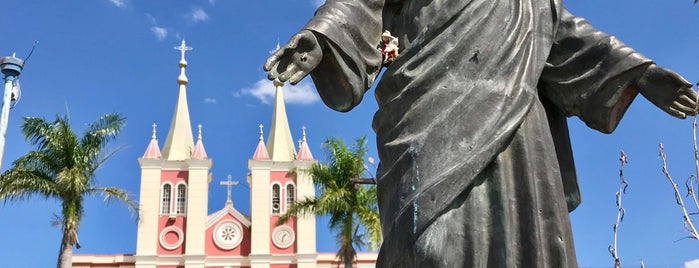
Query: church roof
xmin=252 ymin=124 xmax=270 ymax=160
xmin=161 ymin=39 xmax=195 ymax=161
xmin=266 ymin=80 xmax=296 ymax=161
xmin=191 ymin=124 xmax=208 ymax=159
xmin=206 ymin=205 xmax=251 ymax=228
xmin=142 ymin=123 xmax=162 ymax=159
xmin=296 ymin=126 xmax=313 ymax=161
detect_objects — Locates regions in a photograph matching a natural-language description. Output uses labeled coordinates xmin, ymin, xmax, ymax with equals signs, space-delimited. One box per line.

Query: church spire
xmin=266 ymin=80 xmax=296 ymax=161
xmin=252 ymin=124 xmax=270 ymax=160
xmin=296 ymin=126 xmax=313 ymax=161
xmin=191 ymin=124 xmax=208 ymax=159
xmin=161 ymin=39 xmax=195 ymax=160
xmin=142 ymin=123 xmax=162 ymax=159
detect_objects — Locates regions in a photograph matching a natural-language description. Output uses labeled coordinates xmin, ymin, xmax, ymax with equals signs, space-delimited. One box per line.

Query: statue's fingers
xmin=672 ymin=101 xmax=698 ymax=116
xmin=267 ymin=65 xmax=280 ymax=81
xmin=667 ymin=103 xmax=688 ymax=119
xmin=279 ymin=64 xmax=299 ymax=82
xmin=264 ymin=49 xmax=287 ymax=71
xmin=677 ymin=94 xmax=696 ymax=108
xmin=289 ymin=70 xmax=309 ymax=85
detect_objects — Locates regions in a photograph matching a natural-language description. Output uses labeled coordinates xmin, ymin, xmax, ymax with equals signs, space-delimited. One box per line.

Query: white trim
xmin=206 ymin=206 xmax=252 ymax=228
xmin=159 ymin=226 xmax=184 ymax=250
xmin=174 ymin=182 xmax=188 ymax=215
xmin=270 ymin=182 xmax=282 ymax=215
xmin=283 ymin=182 xmax=296 ymax=214
xmin=213 ymin=220 xmax=244 ymax=250
xmin=271 ymin=225 xmax=295 ymax=249
xmin=160 ymin=182 xmax=174 ymax=215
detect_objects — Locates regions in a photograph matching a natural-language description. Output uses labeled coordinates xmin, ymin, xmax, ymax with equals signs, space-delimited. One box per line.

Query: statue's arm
xmin=264 ymin=0 xmax=384 ymax=112
xmin=538 ymin=6 xmax=695 ymax=133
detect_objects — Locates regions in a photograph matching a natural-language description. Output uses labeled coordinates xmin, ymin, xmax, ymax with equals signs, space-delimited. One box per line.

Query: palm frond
xmin=80 ymin=113 xmax=125 ymax=150
xmin=87 ymin=186 xmax=138 ymax=220
xmin=0 ymin=167 xmax=59 ymax=203
xmin=276 ymin=197 xmax=319 ymax=225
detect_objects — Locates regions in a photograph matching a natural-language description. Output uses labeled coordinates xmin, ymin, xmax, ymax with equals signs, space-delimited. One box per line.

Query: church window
xmin=161 ymin=183 xmax=172 ymax=214
xmin=272 ymin=184 xmax=281 ymax=214
xmin=176 ymin=184 xmax=187 ymax=214
xmin=285 ymin=184 xmax=295 ymax=212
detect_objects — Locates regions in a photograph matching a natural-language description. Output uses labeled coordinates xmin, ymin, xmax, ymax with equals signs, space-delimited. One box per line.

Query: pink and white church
xmin=72 ymin=41 xmax=378 ymax=268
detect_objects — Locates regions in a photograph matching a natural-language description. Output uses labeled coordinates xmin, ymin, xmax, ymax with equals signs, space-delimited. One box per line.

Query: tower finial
xmin=219 ymin=174 xmax=239 ymax=207
xmin=151 ymin=123 xmax=157 ymax=139
xmin=259 ymin=124 xmax=264 ymax=141
xmin=174 ymin=39 xmax=193 ymax=61
xmin=302 ymin=126 xmax=307 ymax=142
xmin=197 ymin=124 xmax=203 ymax=140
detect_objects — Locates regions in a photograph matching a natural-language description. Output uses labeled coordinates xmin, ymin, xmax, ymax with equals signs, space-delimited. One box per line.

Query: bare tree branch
xmin=659 ymin=143 xmax=699 ymax=240
xmin=609 ymin=151 xmax=628 ymax=268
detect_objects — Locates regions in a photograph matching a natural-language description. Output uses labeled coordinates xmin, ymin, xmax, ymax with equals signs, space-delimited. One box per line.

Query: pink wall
xmin=157 ymin=170 xmax=189 ymax=255
xmin=270 ymin=171 xmax=297 ymax=254
xmin=270 ymin=264 xmax=297 ymax=268
xmin=270 ymin=171 xmax=296 ymax=212
xmin=205 ymin=213 xmax=251 ymax=256
xmin=206 ymin=267 xmax=250 ymax=268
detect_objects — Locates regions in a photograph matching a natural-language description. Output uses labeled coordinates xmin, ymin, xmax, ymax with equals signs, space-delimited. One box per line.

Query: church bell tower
xmin=247 ymin=80 xmax=316 ymax=268
xmin=135 ymin=40 xmax=212 ymax=268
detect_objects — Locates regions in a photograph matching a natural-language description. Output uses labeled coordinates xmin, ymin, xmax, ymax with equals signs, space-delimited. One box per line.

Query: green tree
xmin=0 ymin=113 xmax=137 ymax=268
xmin=276 ymin=137 xmax=381 ymax=268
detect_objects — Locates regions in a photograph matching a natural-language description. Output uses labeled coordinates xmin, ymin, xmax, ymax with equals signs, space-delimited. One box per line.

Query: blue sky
xmin=0 ymin=0 xmax=698 ymax=267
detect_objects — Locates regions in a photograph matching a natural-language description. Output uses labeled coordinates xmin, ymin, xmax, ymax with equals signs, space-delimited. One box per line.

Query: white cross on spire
xmin=219 ymin=174 xmax=239 ymax=207
xmin=174 ymin=39 xmax=193 ymax=61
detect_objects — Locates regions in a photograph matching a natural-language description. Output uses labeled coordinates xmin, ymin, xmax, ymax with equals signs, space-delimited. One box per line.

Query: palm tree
xmin=0 ymin=113 xmax=137 ymax=268
xmin=277 ymin=137 xmax=381 ymax=268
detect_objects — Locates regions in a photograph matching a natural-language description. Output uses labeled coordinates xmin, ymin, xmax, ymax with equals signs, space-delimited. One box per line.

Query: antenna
xmin=23 ymin=41 xmax=38 ymax=65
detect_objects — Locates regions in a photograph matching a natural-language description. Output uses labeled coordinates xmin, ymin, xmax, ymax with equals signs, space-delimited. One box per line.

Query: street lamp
xmin=351 ymin=157 xmax=378 ymax=188
xmin=0 ymin=54 xmax=24 ymax=170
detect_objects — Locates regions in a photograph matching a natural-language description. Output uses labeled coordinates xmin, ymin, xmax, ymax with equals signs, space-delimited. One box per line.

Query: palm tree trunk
xmin=344 ymin=249 xmax=353 ymax=268
xmin=56 ymin=229 xmax=73 ymax=268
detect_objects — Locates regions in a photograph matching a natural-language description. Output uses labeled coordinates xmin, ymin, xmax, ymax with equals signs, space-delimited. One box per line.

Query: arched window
xmin=272 ymin=184 xmax=281 ymax=214
xmin=285 ymin=184 xmax=295 ymax=212
xmin=161 ymin=184 xmax=172 ymax=214
xmin=176 ymin=184 xmax=187 ymax=214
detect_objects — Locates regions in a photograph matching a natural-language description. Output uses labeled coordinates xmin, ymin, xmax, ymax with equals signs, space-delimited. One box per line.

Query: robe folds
xmin=304 ymin=0 xmax=652 ymax=266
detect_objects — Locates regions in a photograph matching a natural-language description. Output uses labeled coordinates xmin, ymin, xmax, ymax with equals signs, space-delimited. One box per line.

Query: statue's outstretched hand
xmin=264 ymin=30 xmax=323 ymax=85
xmin=637 ymin=64 xmax=698 ymax=119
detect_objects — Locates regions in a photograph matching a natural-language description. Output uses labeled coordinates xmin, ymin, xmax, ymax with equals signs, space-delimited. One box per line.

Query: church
xmin=71 ymin=40 xmax=378 ymax=268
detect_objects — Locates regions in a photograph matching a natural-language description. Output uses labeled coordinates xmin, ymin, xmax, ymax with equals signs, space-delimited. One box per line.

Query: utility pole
xmin=0 ymin=55 xmax=24 ymax=170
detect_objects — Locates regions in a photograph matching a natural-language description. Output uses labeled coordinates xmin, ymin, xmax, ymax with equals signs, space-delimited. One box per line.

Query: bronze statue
xmin=264 ymin=0 xmax=697 ymax=267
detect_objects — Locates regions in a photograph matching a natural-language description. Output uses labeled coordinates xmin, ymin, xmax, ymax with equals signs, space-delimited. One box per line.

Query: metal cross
xmin=174 ymin=39 xmax=193 ymax=61
xmin=219 ymin=174 xmax=239 ymax=205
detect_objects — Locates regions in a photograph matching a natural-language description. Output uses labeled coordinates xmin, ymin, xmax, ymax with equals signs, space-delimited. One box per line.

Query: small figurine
xmin=379 ymin=30 xmax=399 ymax=65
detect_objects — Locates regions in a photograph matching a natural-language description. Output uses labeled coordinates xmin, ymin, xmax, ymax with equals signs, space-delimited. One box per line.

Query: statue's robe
xmin=304 ymin=0 xmax=652 ymax=266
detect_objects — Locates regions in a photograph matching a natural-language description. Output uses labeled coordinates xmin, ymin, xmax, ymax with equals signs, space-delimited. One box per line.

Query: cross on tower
xmin=174 ymin=39 xmax=193 ymax=61
xmin=219 ymin=174 xmax=239 ymax=207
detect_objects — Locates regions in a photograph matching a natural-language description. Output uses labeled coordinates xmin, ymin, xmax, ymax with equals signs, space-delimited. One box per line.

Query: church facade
xmin=72 ymin=41 xmax=377 ymax=268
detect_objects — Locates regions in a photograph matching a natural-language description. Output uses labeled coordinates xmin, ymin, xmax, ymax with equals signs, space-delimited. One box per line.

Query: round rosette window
xmin=213 ymin=220 xmax=243 ymax=250
xmin=159 ymin=226 xmax=184 ymax=250
xmin=272 ymin=225 xmax=295 ymax=249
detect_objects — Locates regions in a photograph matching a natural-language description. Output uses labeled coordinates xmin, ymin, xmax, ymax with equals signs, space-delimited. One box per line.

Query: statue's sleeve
xmin=539 ymin=7 xmax=653 ymax=133
xmin=302 ymin=0 xmax=384 ymax=112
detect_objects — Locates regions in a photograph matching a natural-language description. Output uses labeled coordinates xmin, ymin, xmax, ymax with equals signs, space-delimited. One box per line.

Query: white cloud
xmin=209 ymin=0 xmax=216 ymax=5
xmin=203 ymin=98 xmax=217 ymax=104
xmin=146 ymin=14 xmax=168 ymax=40
xmin=189 ymin=7 xmax=209 ymax=22
xmin=312 ymin=0 xmax=325 ymax=8
xmin=238 ymin=79 xmax=319 ymax=105
xmin=685 ymin=259 xmax=699 ymax=268
xmin=150 ymin=26 xmax=168 ymax=40
xmin=108 ymin=0 xmax=126 ymax=8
